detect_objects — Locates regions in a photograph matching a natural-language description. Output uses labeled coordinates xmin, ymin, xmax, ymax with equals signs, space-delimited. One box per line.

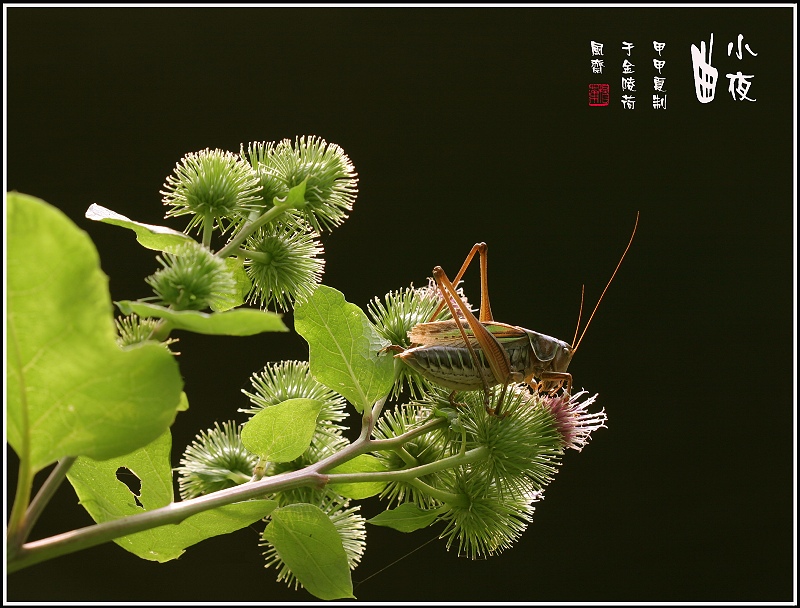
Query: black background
xmin=5 ymin=6 xmax=794 ymax=603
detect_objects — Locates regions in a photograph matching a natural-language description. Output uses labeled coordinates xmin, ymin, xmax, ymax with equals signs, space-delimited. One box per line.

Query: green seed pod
xmin=115 ymin=314 xmax=159 ymax=348
xmin=145 ymin=242 xmax=238 ymax=311
xmin=177 ymin=421 xmax=258 ymax=500
xmin=437 ymin=468 xmax=538 ymax=559
xmin=240 ymin=360 xmax=348 ymax=438
xmin=161 ymin=148 xmax=261 ymax=236
xmin=242 ymin=136 xmax=358 ymax=233
xmin=243 ymin=222 xmax=325 ymax=311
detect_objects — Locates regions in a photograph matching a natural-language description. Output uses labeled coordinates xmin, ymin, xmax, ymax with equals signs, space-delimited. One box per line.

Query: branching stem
xmin=7 ymin=321 xmax=32 ymax=545
xmin=20 ymin=457 xmax=77 ymax=544
xmin=6 ymin=397 xmax=474 ymax=574
xmin=215 ymin=202 xmax=292 ymax=258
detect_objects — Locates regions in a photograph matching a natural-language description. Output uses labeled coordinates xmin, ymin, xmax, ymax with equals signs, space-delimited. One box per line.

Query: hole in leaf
xmin=116 ymin=467 xmax=144 ymax=508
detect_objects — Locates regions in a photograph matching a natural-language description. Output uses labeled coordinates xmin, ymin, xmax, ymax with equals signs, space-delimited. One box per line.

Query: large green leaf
xmin=262 ymin=503 xmax=354 ymax=600
xmin=6 ymin=193 xmax=184 ymax=473
xmin=67 ymin=430 xmax=277 ymax=562
xmin=117 ymin=300 xmax=287 ymax=335
xmin=240 ymin=398 xmax=322 ymax=462
xmin=293 ymin=285 xmax=394 ymax=413
xmin=85 ymin=203 xmax=195 ymax=253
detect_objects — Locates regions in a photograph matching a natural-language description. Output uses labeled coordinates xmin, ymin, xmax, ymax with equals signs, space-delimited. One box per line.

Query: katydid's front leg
xmin=534 ymin=371 xmax=573 ymax=396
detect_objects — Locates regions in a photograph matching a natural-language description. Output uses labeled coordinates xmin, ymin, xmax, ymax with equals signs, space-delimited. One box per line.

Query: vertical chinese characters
xmin=589 ymin=41 xmax=609 ymax=107
xmin=591 ymin=40 xmax=605 ymax=74
xmin=652 ymin=41 xmax=667 ymax=109
xmin=621 ymin=41 xmax=636 ymax=109
xmin=726 ymin=34 xmax=758 ymax=101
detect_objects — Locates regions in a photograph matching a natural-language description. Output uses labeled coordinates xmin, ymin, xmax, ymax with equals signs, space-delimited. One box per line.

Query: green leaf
xmin=284 ymin=177 xmax=307 ymax=208
xmin=209 ymin=256 xmax=252 ymax=313
xmin=6 ymin=193 xmax=184 ymax=473
xmin=67 ymin=431 xmax=277 ymax=562
xmin=240 ymin=398 xmax=322 ymax=462
xmin=327 ymin=454 xmax=388 ymax=499
xmin=117 ymin=300 xmax=287 ymax=335
xmin=85 ymin=203 xmax=195 ymax=254
xmin=263 ymin=503 xmax=354 ymax=600
xmin=294 ymin=285 xmax=394 ymax=413
xmin=367 ymin=502 xmax=443 ymax=533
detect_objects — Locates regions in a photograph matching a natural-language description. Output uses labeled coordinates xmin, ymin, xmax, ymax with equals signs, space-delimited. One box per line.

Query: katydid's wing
xmin=409 ymin=320 xmax=527 ymax=347
xmin=409 ymin=320 xmax=475 ymax=347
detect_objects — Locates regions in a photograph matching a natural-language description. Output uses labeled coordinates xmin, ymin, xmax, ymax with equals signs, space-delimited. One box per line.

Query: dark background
xmin=5 ymin=6 xmax=794 ymax=603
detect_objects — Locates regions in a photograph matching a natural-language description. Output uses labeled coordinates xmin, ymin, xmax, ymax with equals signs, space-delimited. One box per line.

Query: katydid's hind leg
xmin=431 ymin=266 xmax=497 ymax=394
xmin=428 ymin=242 xmax=493 ymax=323
xmin=491 ymin=382 xmax=509 ymax=416
xmin=475 ymin=242 xmax=493 ymax=323
xmin=432 ymin=265 xmax=514 ymax=398
xmin=492 ymin=371 xmax=525 ymax=416
xmin=429 ymin=244 xmax=513 ymax=415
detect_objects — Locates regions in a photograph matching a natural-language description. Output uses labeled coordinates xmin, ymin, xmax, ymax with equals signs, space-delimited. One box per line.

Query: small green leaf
xmin=284 ymin=178 xmax=307 ymax=209
xmin=7 ymin=193 xmax=184 ymax=473
xmin=434 ymin=406 xmax=465 ymax=433
xmin=367 ymin=502 xmax=443 ymax=533
xmin=240 ymin=398 xmax=323 ymax=462
xmin=85 ymin=203 xmax=195 ymax=253
xmin=210 ymin=256 xmax=252 ymax=312
xmin=67 ymin=431 xmax=277 ymax=562
xmin=117 ymin=300 xmax=287 ymax=335
xmin=327 ymin=454 xmax=388 ymax=499
xmin=294 ymin=285 xmax=394 ymax=413
xmin=263 ymin=503 xmax=354 ymax=600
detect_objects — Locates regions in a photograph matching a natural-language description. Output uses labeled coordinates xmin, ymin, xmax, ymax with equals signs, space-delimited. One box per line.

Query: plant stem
xmin=7 ymin=322 xmax=32 ymax=543
xmin=215 ymin=202 xmax=291 ymax=258
xmin=324 ymin=446 xmax=488 ymax=488
xmin=6 ymin=399 xmax=475 ymax=574
xmin=312 ymin=403 xmax=444 ymax=475
xmin=393 ymin=446 xmax=418 ymax=468
xmin=7 ymin=466 xmax=322 ymax=573
xmin=241 ymin=249 xmax=271 ymax=265
xmin=19 ymin=457 xmax=77 ymax=544
xmin=7 ymin=461 xmax=33 ymax=552
xmin=250 ymin=456 xmax=268 ymax=481
xmin=201 ymin=215 xmax=213 ymax=248
xmin=408 ymin=478 xmax=466 ymax=507
xmin=367 ymin=417 xmax=445 ymax=452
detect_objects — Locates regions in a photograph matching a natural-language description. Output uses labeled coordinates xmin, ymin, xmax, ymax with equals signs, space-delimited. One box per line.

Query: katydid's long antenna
xmin=573 ymin=211 xmax=639 ymax=354
xmin=571 ymin=284 xmax=585 ymax=349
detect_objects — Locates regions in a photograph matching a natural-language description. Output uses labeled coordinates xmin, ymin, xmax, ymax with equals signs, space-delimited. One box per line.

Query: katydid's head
xmin=523 ymin=329 xmax=574 ymax=373
xmin=554 ymin=342 xmax=574 ymax=373
xmin=570 ymin=211 xmax=638 ymax=359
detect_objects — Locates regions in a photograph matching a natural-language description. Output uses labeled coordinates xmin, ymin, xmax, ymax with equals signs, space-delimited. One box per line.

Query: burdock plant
xmin=7 ymin=136 xmax=609 ymax=601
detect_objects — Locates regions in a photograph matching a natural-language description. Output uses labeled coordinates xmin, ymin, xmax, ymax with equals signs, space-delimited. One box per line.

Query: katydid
xmin=396 ymin=213 xmax=638 ymax=414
